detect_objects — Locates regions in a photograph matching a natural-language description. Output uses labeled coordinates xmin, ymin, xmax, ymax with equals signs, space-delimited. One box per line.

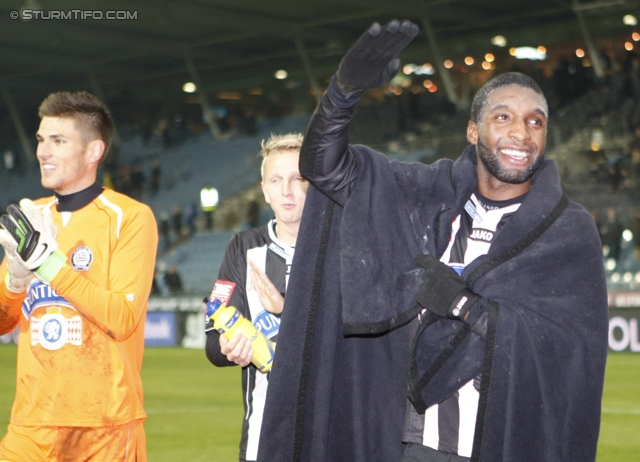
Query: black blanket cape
xmin=258 ymin=146 xmax=609 ymax=462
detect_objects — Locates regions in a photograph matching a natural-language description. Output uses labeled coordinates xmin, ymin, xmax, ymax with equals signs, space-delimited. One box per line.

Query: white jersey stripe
xmin=457 ymin=380 xmax=480 ymax=457
xmin=411 ymin=192 xmax=522 ymax=456
xmin=422 ymin=403 xmax=440 ymax=451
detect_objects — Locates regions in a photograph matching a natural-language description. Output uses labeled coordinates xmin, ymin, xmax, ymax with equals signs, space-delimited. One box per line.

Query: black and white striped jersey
xmin=403 ymin=191 xmax=523 ymax=458
xmin=205 ymin=219 xmax=294 ymax=461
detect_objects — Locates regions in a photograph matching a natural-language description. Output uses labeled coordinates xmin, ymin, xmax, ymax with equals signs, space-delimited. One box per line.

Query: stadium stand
xmin=1 ymin=80 xmax=640 ymax=296
xmin=119 ymin=114 xmax=313 ymax=217
xmin=155 ymin=231 xmax=236 ymax=296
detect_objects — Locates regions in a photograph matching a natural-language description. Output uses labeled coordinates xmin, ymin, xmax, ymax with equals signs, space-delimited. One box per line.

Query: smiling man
xmin=205 ymin=133 xmax=308 ymax=462
xmin=256 ymin=21 xmax=609 ymax=462
xmin=0 ymin=91 xmax=157 ymax=461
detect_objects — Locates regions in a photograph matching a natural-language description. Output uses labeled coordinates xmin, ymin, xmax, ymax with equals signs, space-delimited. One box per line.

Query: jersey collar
xmin=267 ymin=219 xmax=295 ymax=261
xmin=55 ymin=182 xmax=104 ymax=212
xmin=473 ymin=189 xmax=527 ymax=211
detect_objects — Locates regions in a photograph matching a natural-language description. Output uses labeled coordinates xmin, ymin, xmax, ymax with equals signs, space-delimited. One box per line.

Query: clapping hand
xmin=249 ymin=260 xmax=284 ymax=315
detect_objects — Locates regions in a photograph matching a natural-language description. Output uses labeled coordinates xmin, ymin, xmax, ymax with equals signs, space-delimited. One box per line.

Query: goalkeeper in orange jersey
xmin=0 ymin=91 xmax=158 ymax=462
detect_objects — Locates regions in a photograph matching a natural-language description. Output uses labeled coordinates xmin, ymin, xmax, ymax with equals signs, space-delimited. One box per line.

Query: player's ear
xmin=260 ymin=182 xmax=271 ymax=205
xmin=86 ymin=139 xmax=106 ymax=165
xmin=466 ymin=121 xmax=478 ymax=145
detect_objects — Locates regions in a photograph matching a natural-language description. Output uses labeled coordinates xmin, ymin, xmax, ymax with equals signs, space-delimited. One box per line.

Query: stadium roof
xmin=0 ymin=0 xmax=639 ymax=117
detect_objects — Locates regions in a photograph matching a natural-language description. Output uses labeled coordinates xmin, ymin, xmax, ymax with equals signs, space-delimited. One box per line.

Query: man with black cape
xmin=257 ymin=20 xmax=608 ymax=462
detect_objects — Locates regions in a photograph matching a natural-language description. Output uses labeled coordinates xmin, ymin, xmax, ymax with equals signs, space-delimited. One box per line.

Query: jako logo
xmin=452 ymin=296 xmax=468 ymax=317
xmin=470 ymin=229 xmax=494 ymax=242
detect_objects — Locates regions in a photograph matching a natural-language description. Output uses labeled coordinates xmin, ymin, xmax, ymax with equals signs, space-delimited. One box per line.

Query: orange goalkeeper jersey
xmin=0 ymin=187 xmax=158 ymax=427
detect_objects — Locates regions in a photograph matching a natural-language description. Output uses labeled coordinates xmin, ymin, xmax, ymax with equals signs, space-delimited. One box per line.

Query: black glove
xmin=415 ymin=254 xmax=479 ymax=321
xmin=336 ymin=19 xmax=419 ymax=93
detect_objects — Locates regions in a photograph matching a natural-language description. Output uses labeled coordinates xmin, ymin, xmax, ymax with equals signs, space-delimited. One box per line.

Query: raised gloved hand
xmin=337 ymin=19 xmax=419 ymax=93
xmin=415 ymin=254 xmax=479 ymax=321
xmin=0 ymin=229 xmax=32 ymax=293
xmin=0 ymin=199 xmax=66 ymax=283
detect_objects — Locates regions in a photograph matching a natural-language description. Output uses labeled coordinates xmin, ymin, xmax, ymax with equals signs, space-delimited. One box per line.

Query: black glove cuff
xmin=335 ymin=74 xmax=366 ymax=99
xmin=447 ymin=288 xmax=479 ymax=320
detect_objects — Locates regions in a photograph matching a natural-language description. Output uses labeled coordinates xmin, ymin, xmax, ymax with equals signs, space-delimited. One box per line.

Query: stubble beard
xmin=476 ymin=140 xmax=544 ymax=185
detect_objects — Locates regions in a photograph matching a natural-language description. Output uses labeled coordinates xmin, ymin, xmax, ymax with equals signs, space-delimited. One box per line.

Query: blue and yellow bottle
xmin=205 ymin=298 xmax=275 ymax=373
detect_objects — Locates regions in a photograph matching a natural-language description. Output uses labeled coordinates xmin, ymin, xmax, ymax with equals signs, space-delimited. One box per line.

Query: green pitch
xmin=139 ymin=347 xmax=244 ymax=461
xmin=0 ymin=345 xmax=243 ymax=461
xmin=0 ymin=346 xmax=638 ymax=461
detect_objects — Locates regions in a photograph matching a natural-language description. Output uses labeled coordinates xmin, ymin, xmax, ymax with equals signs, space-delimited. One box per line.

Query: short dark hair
xmin=470 ymin=72 xmax=548 ymax=123
xmin=38 ymin=91 xmax=114 ymax=163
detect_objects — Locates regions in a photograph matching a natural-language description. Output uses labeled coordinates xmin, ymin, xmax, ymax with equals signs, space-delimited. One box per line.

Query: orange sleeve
xmin=0 ymin=258 xmax=26 ymax=334
xmin=49 ymin=205 xmax=158 ymax=341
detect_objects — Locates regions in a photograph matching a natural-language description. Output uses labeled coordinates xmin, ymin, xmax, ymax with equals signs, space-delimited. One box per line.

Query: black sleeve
xmin=205 ymin=330 xmax=235 ymax=366
xmin=204 ymin=233 xmax=249 ymax=368
xmin=299 ymin=75 xmax=364 ymax=207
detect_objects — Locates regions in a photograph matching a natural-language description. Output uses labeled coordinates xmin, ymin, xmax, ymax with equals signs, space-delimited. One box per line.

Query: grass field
xmin=1 ymin=346 xmax=639 ymax=461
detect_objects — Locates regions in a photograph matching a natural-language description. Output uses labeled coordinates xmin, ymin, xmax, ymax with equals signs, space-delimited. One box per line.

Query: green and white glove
xmin=0 ymin=229 xmax=33 ymax=293
xmin=0 ymin=199 xmax=66 ymax=283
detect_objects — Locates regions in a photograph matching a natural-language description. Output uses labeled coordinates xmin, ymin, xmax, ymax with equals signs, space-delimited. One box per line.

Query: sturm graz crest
xmin=71 ymin=246 xmax=93 ymax=271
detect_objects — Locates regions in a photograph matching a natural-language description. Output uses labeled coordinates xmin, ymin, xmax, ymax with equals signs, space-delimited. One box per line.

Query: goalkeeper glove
xmin=0 ymin=229 xmax=32 ymax=293
xmin=415 ymin=254 xmax=479 ymax=321
xmin=336 ymin=19 xmax=419 ymax=94
xmin=0 ymin=199 xmax=66 ymax=284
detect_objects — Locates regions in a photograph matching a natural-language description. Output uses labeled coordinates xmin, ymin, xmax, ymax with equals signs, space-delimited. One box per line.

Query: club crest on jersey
xmin=71 ymin=246 xmax=93 ymax=271
xmin=30 ymin=307 xmax=82 ymax=351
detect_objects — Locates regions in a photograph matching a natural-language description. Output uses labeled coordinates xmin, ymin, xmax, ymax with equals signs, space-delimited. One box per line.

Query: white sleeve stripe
xmin=98 ymin=194 xmax=124 ymax=239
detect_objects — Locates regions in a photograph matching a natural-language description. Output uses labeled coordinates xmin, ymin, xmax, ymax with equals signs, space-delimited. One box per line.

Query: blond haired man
xmin=205 ymin=133 xmax=308 ymax=462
